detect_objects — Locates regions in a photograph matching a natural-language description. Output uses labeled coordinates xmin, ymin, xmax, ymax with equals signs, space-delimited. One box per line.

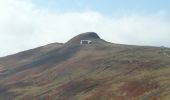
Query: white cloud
xmin=0 ymin=0 xmax=170 ymax=57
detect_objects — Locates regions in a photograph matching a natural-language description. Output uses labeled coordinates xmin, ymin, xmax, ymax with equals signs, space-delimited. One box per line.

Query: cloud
xmin=0 ymin=0 xmax=170 ymax=57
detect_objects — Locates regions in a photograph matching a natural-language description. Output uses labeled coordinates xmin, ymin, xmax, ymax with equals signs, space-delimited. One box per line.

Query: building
xmin=80 ymin=40 xmax=92 ymax=45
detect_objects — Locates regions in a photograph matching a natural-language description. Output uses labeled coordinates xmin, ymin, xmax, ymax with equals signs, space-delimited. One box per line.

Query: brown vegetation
xmin=0 ymin=32 xmax=170 ymax=100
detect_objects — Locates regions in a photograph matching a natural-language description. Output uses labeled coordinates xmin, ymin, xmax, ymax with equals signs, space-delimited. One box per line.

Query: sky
xmin=0 ymin=0 xmax=170 ymax=57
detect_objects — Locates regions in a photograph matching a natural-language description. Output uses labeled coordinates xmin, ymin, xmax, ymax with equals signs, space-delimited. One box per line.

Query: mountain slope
xmin=0 ymin=32 xmax=170 ymax=100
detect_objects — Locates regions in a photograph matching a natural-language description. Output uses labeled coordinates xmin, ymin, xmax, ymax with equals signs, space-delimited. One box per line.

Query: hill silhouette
xmin=0 ymin=32 xmax=170 ymax=100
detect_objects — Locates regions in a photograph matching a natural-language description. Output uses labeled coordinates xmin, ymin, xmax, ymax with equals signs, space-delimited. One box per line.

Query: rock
xmin=66 ymin=32 xmax=100 ymax=45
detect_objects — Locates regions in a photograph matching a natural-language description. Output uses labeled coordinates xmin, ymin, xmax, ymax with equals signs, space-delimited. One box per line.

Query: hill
xmin=0 ymin=32 xmax=170 ymax=100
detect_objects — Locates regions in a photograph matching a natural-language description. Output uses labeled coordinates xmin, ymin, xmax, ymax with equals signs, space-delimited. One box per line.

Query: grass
xmin=0 ymin=41 xmax=170 ymax=99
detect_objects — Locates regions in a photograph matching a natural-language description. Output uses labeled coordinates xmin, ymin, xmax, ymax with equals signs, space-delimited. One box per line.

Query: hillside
xmin=0 ymin=32 xmax=170 ymax=100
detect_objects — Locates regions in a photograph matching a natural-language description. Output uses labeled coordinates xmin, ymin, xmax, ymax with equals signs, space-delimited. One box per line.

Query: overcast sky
xmin=0 ymin=0 xmax=170 ymax=57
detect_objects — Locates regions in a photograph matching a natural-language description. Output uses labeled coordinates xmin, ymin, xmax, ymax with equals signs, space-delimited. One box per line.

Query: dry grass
xmin=0 ymin=36 xmax=170 ymax=100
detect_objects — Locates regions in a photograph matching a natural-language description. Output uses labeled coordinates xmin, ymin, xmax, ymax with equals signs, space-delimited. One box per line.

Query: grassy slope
xmin=0 ymin=41 xmax=170 ymax=100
